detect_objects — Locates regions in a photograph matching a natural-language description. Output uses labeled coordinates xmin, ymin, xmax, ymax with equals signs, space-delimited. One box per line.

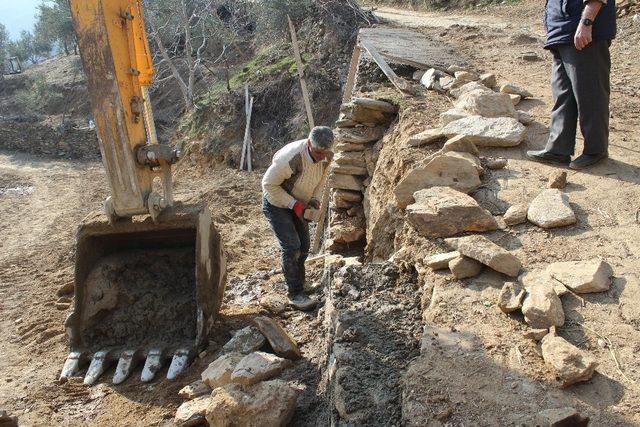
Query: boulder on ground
xmin=406 ymin=187 xmax=498 ymax=237
xmin=259 ymin=294 xmax=287 ymax=315
xmin=509 ymin=94 xmax=522 ymax=105
xmin=448 ymin=65 xmax=469 ymax=74
xmin=523 ymin=328 xmax=549 ymax=341
xmin=527 ymin=189 xmax=577 ymax=229
xmin=223 ymin=326 xmax=266 ymax=355
xmin=500 ymin=83 xmax=533 ymax=99
xmin=394 ymin=152 xmax=482 ymax=208
xmin=445 ymin=235 xmax=522 ymax=277
xmin=455 ymin=90 xmax=518 ymax=119
xmin=442 ymin=115 xmax=527 ymax=147
xmin=253 ymin=316 xmax=302 ymax=360
xmin=439 ymin=109 xmax=468 ymax=126
xmin=231 ymin=351 xmax=290 ymax=385
xmin=546 ymin=259 xmax=613 ymax=293
xmin=407 ymin=128 xmax=445 ymax=147
xmin=454 ymin=70 xmax=479 ymax=82
xmin=426 ymin=251 xmax=461 ymax=270
xmin=449 ymin=256 xmax=483 ymax=279
xmin=178 ymin=380 xmax=211 ymax=400
xmin=541 ymin=334 xmax=598 ymax=387
xmin=522 ymin=285 xmax=565 ymax=328
xmin=520 ymin=269 xmax=570 ymax=297
xmin=504 ymin=204 xmax=529 ymax=226
xmin=206 ymin=380 xmax=297 ymax=427
xmin=535 ymin=407 xmax=590 ymax=427
xmin=175 ymin=396 xmax=211 ymax=427
xmin=330 ymin=174 xmax=364 ymax=192
xmin=449 ymin=81 xmax=492 ymax=99
xmin=485 ymin=157 xmax=508 ymax=170
xmin=201 ymin=352 xmax=244 ymax=389
xmin=517 ymin=110 xmax=535 ymax=125
xmin=441 ymin=135 xmax=480 ymax=156
xmin=498 ymin=281 xmax=526 ymax=313
xmin=479 ymin=73 xmax=497 ymax=88
xmin=547 ymin=170 xmax=568 ymax=189
xmin=420 ymin=68 xmax=445 ymax=89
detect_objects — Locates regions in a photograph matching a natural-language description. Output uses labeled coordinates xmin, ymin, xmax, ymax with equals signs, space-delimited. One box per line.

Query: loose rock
xmin=527 ymin=189 xmax=577 ymax=229
xmin=449 ymin=81 xmax=492 ymax=99
xmin=442 ymin=115 xmax=527 ymax=147
xmin=222 ymin=326 xmax=266 ymax=354
xmin=500 ymin=83 xmax=533 ymax=99
xmin=449 ymin=256 xmax=483 ymax=279
xmin=407 ymin=128 xmax=445 ymax=147
xmin=454 ymin=70 xmax=479 ymax=83
xmin=420 ymin=68 xmax=444 ymax=89
xmin=253 ymin=316 xmax=302 ymax=360
xmin=522 ymin=285 xmax=565 ymax=328
xmin=407 ymin=187 xmax=498 ymax=237
xmin=394 ymin=152 xmax=482 ymax=208
xmin=201 ymin=352 xmax=244 ymax=389
xmin=455 ymin=90 xmax=518 ymax=119
xmin=0 ymin=411 xmax=18 ymax=427
xmin=56 ymin=281 xmax=74 ymax=297
xmin=546 ymin=259 xmax=613 ymax=293
xmin=535 ymin=407 xmax=590 ymax=427
xmin=541 ymin=333 xmax=598 ymax=387
xmin=426 ymin=251 xmax=461 ymax=270
xmin=259 ymin=294 xmax=287 ymax=315
xmin=547 ymin=170 xmax=567 ymax=189
xmin=504 ymin=204 xmax=529 ymax=226
xmin=441 ymin=135 xmax=480 ymax=156
xmin=178 ymin=380 xmax=211 ymax=400
xmin=523 ymin=328 xmax=549 ymax=341
xmin=230 ymin=351 xmax=290 ymax=386
xmin=446 ymin=235 xmax=522 ymax=277
xmin=479 ymin=73 xmax=497 ymax=88
xmin=498 ymin=281 xmax=526 ymax=313
xmin=485 ymin=157 xmax=508 ymax=170
xmin=509 ymin=94 xmax=522 ymax=105
xmin=205 ymin=380 xmax=297 ymax=427
xmin=174 ymin=396 xmax=211 ymax=427
xmin=517 ymin=110 xmax=535 ymax=125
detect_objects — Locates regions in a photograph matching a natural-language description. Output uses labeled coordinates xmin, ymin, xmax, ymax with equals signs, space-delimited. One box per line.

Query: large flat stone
xmin=449 ymin=255 xmax=483 ymax=279
xmin=541 ymin=334 xmax=598 ymax=387
xmin=222 ymin=326 xmax=266 ymax=354
xmin=175 ymin=396 xmax=211 ymax=427
xmin=230 ymin=351 xmax=290 ymax=385
xmin=449 ymin=81 xmax=492 ymax=99
xmin=334 ymin=152 xmax=366 ymax=168
xmin=522 ymin=285 xmax=565 ymax=328
xmin=395 ymin=152 xmax=482 ymax=208
xmin=442 ymin=115 xmax=527 ymax=147
xmin=407 ymin=128 xmax=445 ymax=147
xmin=331 ymin=174 xmax=364 ymax=192
xmin=425 ymin=251 xmax=460 ymax=270
xmin=201 ymin=352 xmax=244 ymax=389
xmin=454 ymin=90 xmax=518 ymax=119
xmin=407 ymin=187 xmax=498 ymax=237
xmin=253 ymin=316 xmax=302 ymax=360
xmin=546 ymin=259 xmax=613 ymax=294
xmin=445 ymin=235 xmax=521 ymax=277
xmin=335 ymin=126 xmax=386 ymax=144
xmin=527 ymin=189 xmax=576 ymax=229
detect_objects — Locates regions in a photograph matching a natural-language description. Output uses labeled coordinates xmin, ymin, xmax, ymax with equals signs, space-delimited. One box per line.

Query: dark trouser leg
xmin=545 ymin=47 xmax=579 ymax=156
xmin=293 ymin=215 xmax=310 ymax=289
xmin=556 ymin=41 xmax=611 ymax=155
xmin=263 ymin=198 xmax=303 ymax=295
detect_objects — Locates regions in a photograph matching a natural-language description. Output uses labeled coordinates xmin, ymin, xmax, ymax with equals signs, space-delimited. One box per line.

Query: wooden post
xmin=240 ymin=85 xmax=253 ymax=171
xmin=310 ymin=44 xmax=363 ymax=255
xmin=287 ymin=15 xmax=315 ymax=130
xmin=359 ymin=41 xmax=414 ymax=96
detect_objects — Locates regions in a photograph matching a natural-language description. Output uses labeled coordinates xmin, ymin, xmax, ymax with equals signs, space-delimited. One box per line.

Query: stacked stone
xmin=328 ymin=97 xmax=398 ymax=251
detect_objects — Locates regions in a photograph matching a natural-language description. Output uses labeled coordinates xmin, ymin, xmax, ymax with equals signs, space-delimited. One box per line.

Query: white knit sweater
xmin=262 ymin=139 xmax=329 ymax=209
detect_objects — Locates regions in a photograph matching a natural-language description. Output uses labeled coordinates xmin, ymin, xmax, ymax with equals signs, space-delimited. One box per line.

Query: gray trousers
xmin=545 ymin=40 xmax=611 ymax=156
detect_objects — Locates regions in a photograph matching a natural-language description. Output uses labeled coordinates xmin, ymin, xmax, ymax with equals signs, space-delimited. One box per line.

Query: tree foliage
xmin=34 ymin=0 xmax=76 ymax=55
xmin=0 ymin=23 xmax=8 ymax=68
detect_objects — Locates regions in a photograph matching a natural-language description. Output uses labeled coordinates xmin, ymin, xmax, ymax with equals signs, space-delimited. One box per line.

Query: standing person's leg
xmin=292 ymin=215 xmax=310 ymax=289
xmin=558 ymin=40 xmax=611 ymax=169
xmin=527 ymin=47 xmax=577 ymax=164
xmin=262 ymin=198 xmax=303 ymax=295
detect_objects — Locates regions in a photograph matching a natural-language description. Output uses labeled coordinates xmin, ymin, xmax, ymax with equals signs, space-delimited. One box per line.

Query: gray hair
xmin=309 ymin=126 xmax=334 ymax=150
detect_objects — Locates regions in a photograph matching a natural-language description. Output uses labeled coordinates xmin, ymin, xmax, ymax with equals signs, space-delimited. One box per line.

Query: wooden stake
xmin=359 ymin=41 xmax=414 ymax=96
xmin=240 ymin=85 xmax=254 ymax=171
xmin=287 ymin=15 xmax=315 ymax=129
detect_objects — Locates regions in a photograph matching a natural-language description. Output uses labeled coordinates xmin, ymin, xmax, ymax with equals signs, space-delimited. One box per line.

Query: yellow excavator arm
xmin=69 ymin=0 xmax=175 ymax=222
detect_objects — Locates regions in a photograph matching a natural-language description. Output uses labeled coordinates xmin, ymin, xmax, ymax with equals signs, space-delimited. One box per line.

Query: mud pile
xmin=80 ymin=248 xmax=197 ymax=351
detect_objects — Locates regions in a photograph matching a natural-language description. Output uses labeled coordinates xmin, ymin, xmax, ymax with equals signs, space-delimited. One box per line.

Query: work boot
xmin=526 ymin=149 xmax=571 ymax=166
xmin=569 ymin=152 xmax=608 ymax=170
xmin=287 ymin=292 xmax=317 ymax=311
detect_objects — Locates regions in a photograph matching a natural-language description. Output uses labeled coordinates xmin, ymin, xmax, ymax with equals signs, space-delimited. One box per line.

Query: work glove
xmin=292 ymin=201 xmax=306 ymax=218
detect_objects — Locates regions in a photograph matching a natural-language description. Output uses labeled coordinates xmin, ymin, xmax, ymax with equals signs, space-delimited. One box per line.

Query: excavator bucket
xmin=61 ymin=203 xmax=226 ymax=385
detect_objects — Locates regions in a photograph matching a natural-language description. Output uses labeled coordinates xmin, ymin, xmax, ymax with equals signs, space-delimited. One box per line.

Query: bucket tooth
xmin=141 ymin=348 xmax=164 ymax=383
xmin=113 ymin=349 xmax=141 ymax=385
xmin=84 ymin=350 xmax=113 ymax=385
xmin=60 ymin=351 xmax=87 ymax=381
xmin=167 ymin=348 xmax=195 ymax=381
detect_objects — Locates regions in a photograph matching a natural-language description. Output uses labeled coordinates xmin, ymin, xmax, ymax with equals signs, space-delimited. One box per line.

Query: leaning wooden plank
xmin=360 ymin=41 xmax=414 ymax=95
xmin=287 ymin=15 xmax=315 ymax=129
xmin=247 ymin=97 xmax=254 ymax=172
xmin=240 ymin=85 xmax=250 ymax=170
xmin=341 ymin=44 xmax=362 ymax=104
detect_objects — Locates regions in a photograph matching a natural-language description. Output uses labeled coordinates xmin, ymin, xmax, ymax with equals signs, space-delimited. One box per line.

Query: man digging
xmin=527 ymin=0 xmax=616 ymax=169
xmin=262 ymin=126 xmax=334 ymax=311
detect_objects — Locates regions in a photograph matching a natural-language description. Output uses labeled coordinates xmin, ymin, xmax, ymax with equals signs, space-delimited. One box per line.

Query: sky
xmin=0 ymin=0 xmax=42 ymax=40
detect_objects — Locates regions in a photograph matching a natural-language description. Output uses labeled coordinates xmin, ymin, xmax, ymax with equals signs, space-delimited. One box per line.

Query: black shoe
xmin=569 ymin=152 xmax=608 ymax=170
xmin=526 ymin=150 xmax=571 ymax=166
xmin=287 ymin=292 xmax=317 ymax=311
